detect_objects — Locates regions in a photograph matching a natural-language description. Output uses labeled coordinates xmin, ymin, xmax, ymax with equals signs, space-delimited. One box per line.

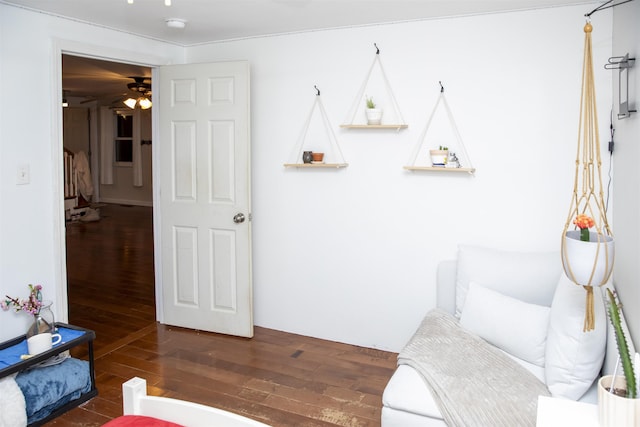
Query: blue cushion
xmin=16 ymin=358 xmax=91 ymax=424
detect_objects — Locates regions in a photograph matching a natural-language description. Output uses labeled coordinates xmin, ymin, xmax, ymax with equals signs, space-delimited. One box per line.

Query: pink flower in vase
xmin=2 ymin=284 xmax=44 ymax=316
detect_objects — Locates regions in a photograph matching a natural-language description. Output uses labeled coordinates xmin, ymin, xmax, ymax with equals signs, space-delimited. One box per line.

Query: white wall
xmin=187 ymin=5 xmax=613 ymax=351
xmin=0 ymin=3 xmax=617 ymax=351
xmin=612 ymin=0 xmax=640 ymax=348
xmin=0 ymin=4 xmax=181 ymax=341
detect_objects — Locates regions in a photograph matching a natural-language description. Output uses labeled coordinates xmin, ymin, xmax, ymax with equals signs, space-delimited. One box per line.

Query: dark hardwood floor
xmin=65 ymin=204 xmax=156 ymax=355
xmin=50 ymin=204 xmax=397 ymax=426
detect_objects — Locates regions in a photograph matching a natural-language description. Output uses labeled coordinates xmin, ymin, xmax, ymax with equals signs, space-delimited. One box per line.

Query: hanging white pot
xmin=598 ymin=375 xmax=639 ymax=427
xmin=562 ymin=230 xmax=614 ymax=286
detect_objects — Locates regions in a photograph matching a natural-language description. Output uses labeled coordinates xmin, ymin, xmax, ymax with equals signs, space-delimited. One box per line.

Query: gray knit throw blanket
xmin=398 ymin=309 xmax=550 ymax=427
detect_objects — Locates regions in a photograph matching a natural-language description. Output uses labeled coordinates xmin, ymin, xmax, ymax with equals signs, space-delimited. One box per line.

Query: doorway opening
xmin=62 ymin=54 xmax=156 ymax=353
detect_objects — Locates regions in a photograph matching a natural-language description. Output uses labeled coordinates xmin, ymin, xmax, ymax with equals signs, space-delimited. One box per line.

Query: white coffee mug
xmin=27 ymin=332 xmax=62 ymax=355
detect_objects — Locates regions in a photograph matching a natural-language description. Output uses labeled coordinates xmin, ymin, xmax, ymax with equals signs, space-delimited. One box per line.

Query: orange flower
xmin=574 ymin=214 xmax=595 ymax=229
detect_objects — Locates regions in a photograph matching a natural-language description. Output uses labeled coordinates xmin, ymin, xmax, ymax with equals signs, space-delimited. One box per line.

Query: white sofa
xmin=382 ymin=245 xmax=621 ymax=427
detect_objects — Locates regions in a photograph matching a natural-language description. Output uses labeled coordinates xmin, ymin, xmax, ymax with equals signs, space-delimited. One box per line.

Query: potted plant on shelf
xmin=598 ymin=288 xmax=639 ymax=426
xmin=429 ymin=146 xmax=449 ymax=167
xmin=365 ymin=96 xmax=383 ymax=125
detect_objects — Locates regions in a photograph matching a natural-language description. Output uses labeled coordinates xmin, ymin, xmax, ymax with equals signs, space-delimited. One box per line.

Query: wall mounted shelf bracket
xmin=284 ymin=86 xmax=348 ymax=169
xmin=341 ymin=43 xmax=407 ymax=129
xmin=404 ymin=82 xmax=475 ymax=174
xmin=605 ymin=53 xmax=636 ymax=119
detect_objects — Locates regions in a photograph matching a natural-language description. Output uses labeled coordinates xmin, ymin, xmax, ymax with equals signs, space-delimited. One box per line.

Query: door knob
xmin=233 ymin=213 xmax=245 ymax=224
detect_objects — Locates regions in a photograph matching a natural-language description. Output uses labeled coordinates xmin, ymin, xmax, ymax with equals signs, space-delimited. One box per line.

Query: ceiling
xmin=2 ymin=0 xmax=594 ymax=46
xmin=62 ymin=55 xmax=153 ymax=106
xmin=2 ymin=0 xmax=596 ymax=105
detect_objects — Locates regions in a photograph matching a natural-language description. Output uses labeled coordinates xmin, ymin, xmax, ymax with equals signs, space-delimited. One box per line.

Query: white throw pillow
xmin=455 ymin=245 xmax=560 ymax=318
xmin=460 ymin=282 xmax=551 ymax=367
xmin=545 ymin=273 xmax=606 ymax=400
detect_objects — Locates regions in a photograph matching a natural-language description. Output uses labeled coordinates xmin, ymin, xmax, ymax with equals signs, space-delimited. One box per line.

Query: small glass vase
xmin=26 ymin=300 xmax=56 ymax=338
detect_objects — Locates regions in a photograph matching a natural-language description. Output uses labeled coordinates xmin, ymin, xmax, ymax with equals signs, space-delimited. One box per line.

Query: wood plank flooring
xmin=50 ymin=204 xmax=397 ymax=426
xmin=65 ymin=204 xmax=156 ymax=355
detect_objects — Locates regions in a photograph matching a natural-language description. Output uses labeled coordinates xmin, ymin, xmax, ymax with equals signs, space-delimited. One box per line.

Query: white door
xmin=159 ymin=61 xmax=252 ymax=337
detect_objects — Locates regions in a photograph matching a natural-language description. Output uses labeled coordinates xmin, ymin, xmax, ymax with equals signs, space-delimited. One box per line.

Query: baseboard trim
xmin=98 ymin=198 xmax=153 ymax=207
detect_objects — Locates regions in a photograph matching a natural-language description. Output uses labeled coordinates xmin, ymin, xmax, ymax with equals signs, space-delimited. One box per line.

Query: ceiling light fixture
xmin=138 ymin=98 xmax=152 ymax=110
xmin=124 ymin=97 xmax=152 ymax=110
xmin=124 ymin=98 xmax=137 ymax=109
xmin=165 ymin=18 xmax=186 ymax=29
xmin=124 ymin=77 xmax=152 ymax=109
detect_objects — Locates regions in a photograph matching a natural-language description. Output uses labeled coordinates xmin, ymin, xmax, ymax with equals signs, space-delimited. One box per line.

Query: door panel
xmin=159 ymin=61 xmax=252 ymax=337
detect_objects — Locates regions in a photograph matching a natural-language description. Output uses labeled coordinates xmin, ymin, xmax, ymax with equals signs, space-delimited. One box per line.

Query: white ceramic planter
xmin=598 ymin=375 xmax=639 ymax=426
xmin=562 ymin=230 xmax=614 ymax=286
xmin=365 ymin=108 xmax=383 ymax=125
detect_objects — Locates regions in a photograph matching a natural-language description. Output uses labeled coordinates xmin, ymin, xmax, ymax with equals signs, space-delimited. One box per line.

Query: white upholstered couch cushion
xmin=545 ymin=273 xmax=606 ymax=400
xmin=454 ymin=245 xmax=561 ymax=317
xmin=382 ymin=245 xmax=613 ymax=427
xmin=460 ymin=282 xmax=551 ymax=367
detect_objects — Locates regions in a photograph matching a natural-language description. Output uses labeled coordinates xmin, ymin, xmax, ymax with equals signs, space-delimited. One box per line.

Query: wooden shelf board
xmin=284 ymin=163 xmax=349 ymax=169
xmin=340 ymin=124 xmax=408 ymax=130
xmin=404 ymin=166 xmax=476 ymax=174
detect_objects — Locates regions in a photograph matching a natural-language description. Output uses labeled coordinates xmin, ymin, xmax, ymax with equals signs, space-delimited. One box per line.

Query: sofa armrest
xmin=436 ymin=260 xmax=456 ymax=315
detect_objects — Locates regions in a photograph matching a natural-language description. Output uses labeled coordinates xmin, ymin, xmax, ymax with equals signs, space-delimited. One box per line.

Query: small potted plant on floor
xmin=365 ymin=96 xmax=383 ymax=125
xmin=598 ymin=288 xmax=639 ymax=426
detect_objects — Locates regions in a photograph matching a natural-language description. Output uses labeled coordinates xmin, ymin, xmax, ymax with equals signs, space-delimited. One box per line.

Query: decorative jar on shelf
xmin=429 ymin=149 xmax=448 ymax=167
xmin=302 ymin=151 xmax=313 ymax=164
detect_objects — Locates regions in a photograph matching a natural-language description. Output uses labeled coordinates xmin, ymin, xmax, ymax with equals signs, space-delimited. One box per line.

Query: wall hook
xmin=605 ymin=55 xmax=635 ymax=70
xmin=314 ymin=85 xmax=320 ymax=96
xmin=585 ymin=0 xmax=634 ymax=17
xmin=374 ymin=43 xmax=379 ymax=55
xmin=439 ymin=81 xmax=444 ymax=93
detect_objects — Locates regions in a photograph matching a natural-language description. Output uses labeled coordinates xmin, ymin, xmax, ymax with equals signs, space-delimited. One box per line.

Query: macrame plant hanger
xmin=561 ymin=20 xmax=614 ymax=332
xmin=285 ymin=86 xmax=347 ymax=167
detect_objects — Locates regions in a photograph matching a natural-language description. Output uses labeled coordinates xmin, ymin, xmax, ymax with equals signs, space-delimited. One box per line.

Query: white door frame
xmin=51 ymin=39 xmax=171 ymax=323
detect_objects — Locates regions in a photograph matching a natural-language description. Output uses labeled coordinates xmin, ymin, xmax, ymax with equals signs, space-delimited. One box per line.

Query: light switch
xmin=17 ymin=164 xmax=30 ymax=185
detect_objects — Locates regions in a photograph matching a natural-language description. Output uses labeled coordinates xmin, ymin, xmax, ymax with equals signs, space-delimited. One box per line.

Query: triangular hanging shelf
xmin=404 ymin=83 xmax=475 ymax=174
xmin=341 ymin=44 xmax=408 ymax=130
xmin=284 ymin=87 xmax=348 ymax=168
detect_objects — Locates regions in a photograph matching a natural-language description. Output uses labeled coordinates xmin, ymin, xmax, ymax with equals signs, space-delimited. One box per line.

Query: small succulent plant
xmin=365 ymin=96 xmax=376 ymax=109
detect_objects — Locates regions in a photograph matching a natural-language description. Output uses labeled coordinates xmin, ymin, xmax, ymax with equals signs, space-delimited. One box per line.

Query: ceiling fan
xmin=124 ymin=77 xmax=152 ymax=109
